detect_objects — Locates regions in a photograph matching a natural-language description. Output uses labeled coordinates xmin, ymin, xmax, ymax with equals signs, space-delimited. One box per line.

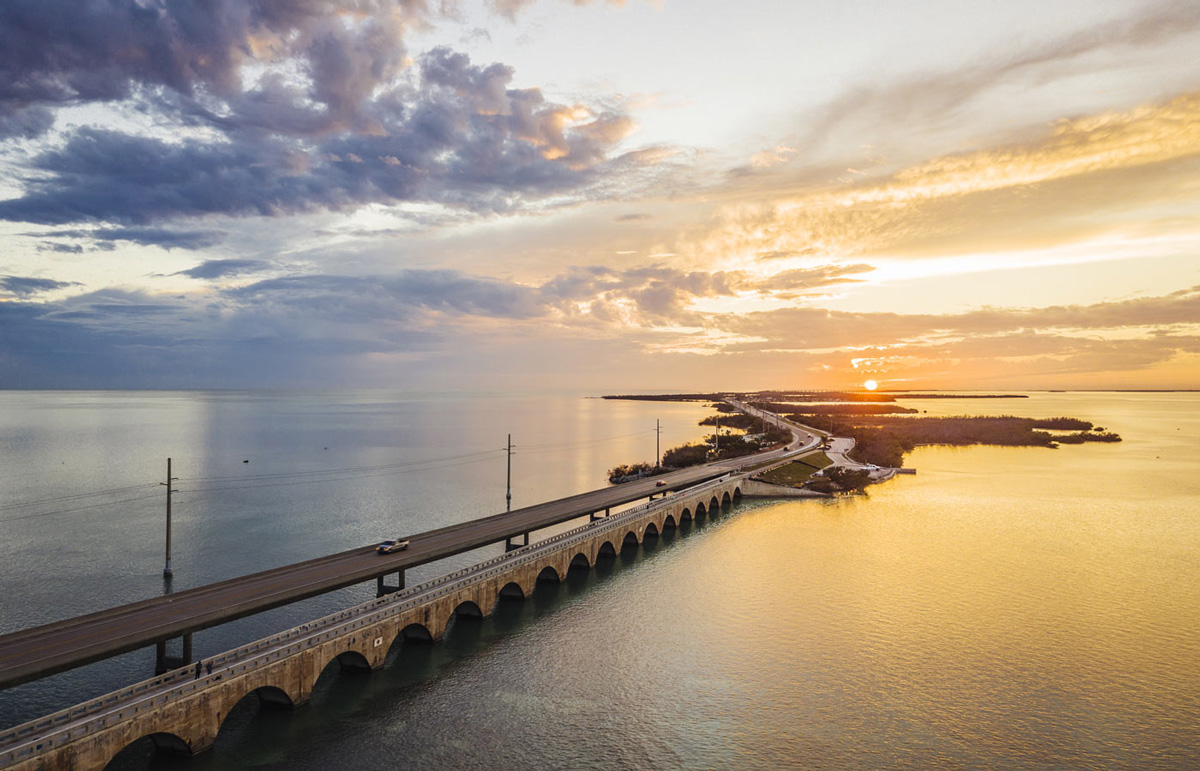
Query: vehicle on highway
xmin=655 ymin=480 xmax=667 ymax=487
xmin=376 ymin=538 xmax=410 ymax=554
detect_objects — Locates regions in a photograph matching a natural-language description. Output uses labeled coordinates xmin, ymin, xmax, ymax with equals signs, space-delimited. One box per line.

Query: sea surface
xmin=1 ymin=390 xmax=1198 ymax=770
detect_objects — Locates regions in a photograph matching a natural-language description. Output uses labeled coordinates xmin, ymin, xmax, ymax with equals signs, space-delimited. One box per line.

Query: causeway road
xmin=0 ymin=405 xmax=817 ymax=690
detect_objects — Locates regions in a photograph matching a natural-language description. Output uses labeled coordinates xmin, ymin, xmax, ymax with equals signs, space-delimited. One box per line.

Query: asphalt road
xmin=0 ymin=404 xmax=818 ymax=690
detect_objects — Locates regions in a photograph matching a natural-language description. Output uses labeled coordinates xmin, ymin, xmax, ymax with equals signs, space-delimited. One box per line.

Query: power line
xmin=0 ymin=492 xmax=162 ymax=525
xmin=180 ymin=448 xmax=502 ymax=484
xmin=179 ymin=453 xmax=499 ymax=494
xmin=517 ymin=429 xmax=657 ymax=452
xmin=0 ymin=483 xmax=161 ymax=514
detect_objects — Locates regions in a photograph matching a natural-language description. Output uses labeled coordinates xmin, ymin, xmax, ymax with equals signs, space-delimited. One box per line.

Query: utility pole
xmin=505 ymin=434 xmax=513 ymax=511
xmin=160 ymin=458 xmax=178 ymax=578
xmin=656 ymin=419 xmax=662 ymax=468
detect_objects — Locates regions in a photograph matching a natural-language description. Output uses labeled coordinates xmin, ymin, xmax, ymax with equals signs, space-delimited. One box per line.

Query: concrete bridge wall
xmin=2 ymin=478 xmax=744 ymax=771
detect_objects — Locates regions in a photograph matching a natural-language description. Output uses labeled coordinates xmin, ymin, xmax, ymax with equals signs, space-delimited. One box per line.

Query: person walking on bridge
xmin=194 ymin=661 xmax=202 ymax=680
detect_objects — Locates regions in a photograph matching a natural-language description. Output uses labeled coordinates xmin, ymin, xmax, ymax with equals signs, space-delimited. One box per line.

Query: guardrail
xmin=0 ymin=473 xmax=743 ymax=765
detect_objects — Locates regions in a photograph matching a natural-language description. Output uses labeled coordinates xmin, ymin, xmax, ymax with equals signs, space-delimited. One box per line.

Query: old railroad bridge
xmin=0 ymin=404 xmax=825 ymax=770
xmin=1 ymin=474 xmax=766 ymax=770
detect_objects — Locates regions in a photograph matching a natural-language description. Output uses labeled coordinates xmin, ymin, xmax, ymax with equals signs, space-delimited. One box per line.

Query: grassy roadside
xmin=755 ymin=452 xmax=834 ymax=486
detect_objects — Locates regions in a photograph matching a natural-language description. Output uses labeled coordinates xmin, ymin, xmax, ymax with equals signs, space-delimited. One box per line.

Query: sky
xmin=1 ymin=0 xmax=1198 ymax=391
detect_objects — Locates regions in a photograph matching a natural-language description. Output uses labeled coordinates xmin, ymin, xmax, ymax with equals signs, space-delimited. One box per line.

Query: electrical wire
xmin=0 ymin=483 xmax=162 ymax=514
xmin=512 ymin=428 xmax=657 ymax=451
xmin=0 ymin=426 xmax=671 ymax=522
xmin=0 ymin=492 xmax=162 ymax=525
xmin=180 ymin=448 xmax=503 ymax=483
xmin=179 ymin=453 xmax=499 ymax=494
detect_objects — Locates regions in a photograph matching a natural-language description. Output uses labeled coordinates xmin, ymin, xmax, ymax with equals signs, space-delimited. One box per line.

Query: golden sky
xmin=1 ymin=0 xmax=1198 ymax=390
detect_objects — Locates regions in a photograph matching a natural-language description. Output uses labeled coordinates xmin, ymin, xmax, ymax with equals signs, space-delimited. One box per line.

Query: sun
xmin=863 ymin=380 xmax=878 ymax=391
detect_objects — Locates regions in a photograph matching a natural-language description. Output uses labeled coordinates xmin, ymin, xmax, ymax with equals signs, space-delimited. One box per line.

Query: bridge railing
xmin=0 ymin=473 xmax=745 ymax=763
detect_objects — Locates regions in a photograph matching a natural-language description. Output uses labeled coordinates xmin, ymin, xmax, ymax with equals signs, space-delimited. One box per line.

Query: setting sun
xmin=864 ymin=380 xmax=878 ymax=391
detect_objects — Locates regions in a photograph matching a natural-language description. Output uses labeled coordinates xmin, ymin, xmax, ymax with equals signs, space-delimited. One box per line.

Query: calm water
xmin=2 ymin=391 xmax=1199 ymax=770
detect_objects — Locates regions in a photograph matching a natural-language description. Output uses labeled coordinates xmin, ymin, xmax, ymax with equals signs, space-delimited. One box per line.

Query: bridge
xmin=0 ymin=403 xmax=819 ymax=693
xmin=0 ymin=473 xmax=753 ymax=770
xmin=0 ymin=403 xmax=827 ymax=770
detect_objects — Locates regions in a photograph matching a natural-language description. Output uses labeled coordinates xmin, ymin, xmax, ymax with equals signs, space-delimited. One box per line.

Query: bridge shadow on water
xmin=101 ymin=509 xmax=726 ymax=771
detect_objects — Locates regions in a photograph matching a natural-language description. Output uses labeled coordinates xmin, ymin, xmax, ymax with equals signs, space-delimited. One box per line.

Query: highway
xmin=0 ymin=402 xmax=820 ymax=690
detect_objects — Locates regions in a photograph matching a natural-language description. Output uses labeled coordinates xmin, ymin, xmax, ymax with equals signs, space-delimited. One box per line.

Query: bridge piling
xmin=154 ymin=633 xmax=193 ymax=675
xmin=376 ymin=570 xmax=405 ymax=597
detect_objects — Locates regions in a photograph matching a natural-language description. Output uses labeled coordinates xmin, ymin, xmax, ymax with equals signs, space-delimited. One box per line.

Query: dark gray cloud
xmin=0 ymin=104 xmax=53 ymax=139
xmin=0 ymin=0 xmax=635 ymax=227
xmin=36 ymin=242 xmax=84 ymax=254
xmin=32 ymin=227 xmax=223 ymax=250
xmin=230 ymin=271 xmax=545 ymax=321
xmin=175 ymin=259 xmax=272 ymax=280
xmin=0 ymin=0 xmax=418 ymax=138
xmin=0 ymin=275 xmax=79 ymax=297
xmin=0 ymin=47 xmax=630 ymax=225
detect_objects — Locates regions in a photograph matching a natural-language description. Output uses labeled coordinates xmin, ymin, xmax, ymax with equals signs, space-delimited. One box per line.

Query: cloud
xmin=32 ymin=227 xmax=225 ymax=250
xmin=0 ymin=0 xmax=420 ymax=138
xmin=486 ymin=0 xmax=630 ymax=22
xmin=0 ymin=43 xmax=637 ymax=226
xmin=175 ymin=259 xmax=272 ymax=280
xmin=35 ymin=242 xmax=84 ymax=254
xmin=691 ymin=91 xmax=1200 ymax=265
xmin=794 ymin=0 xmax=1200 ymax=158
xmin=0 ymin=275 xmax=79 ymax=297
xmin=2 ymin=265 xmax=1197 ymax=389
xmin=1 ymin=0 xmax=644 ymax=229
xmin=719 ymin=285 xmax=1200 ymax=351
xmin=0 ymin=105 xmax=53 ymax=139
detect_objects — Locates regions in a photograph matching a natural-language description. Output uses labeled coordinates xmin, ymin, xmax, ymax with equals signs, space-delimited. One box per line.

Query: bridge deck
xmin=0 ymin=408 xmax=818 ymax=690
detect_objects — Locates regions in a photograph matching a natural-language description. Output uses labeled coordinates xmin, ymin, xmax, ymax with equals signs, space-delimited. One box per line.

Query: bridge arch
xmin=212 ymin=684 xmax=296 ymax=749
xmin=453 ymin=600 xmax=483 ymax=618
xmin=102 ymin=731 xmax=192 ymax=769
xmin=536 ymin=565 xmax=562 ymax=583
xmin=733 ymin=486 xmax=742 ymax=499
xmin=643 ymin=522 xmax=659 ymax=539
xmin=498 ymin=580 xmax=528 ymax=600
xmin=401 ymin=622 xmax=433 ymax=643
xmin=663 ymin=514 xmax=677 ymax=529
xmin=694 ymin=502 xmax=707 ymax=518
xmin=721 ymin=491 xmax=732 ymax=505
xmin=709 ymin=495 xmax=721 ymax=511
xmin=596 ymin=540 xmax=617 ymax=558
xmin=621 ymin=530 xmax=640 ymax=549
xmin=569 ymin=551 xmax=591 ymax=570
xmin=680 ymin=507 xmax=692 ymax=521
xmin=310 ymin=648 xmax=372 ymax=694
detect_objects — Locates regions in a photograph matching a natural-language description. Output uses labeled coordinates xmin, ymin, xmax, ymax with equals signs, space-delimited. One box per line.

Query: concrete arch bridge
xmin=0 ymin=475 xmax=746 ymax=771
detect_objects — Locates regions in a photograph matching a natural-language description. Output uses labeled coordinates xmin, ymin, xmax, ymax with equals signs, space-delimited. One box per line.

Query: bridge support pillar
xmin=505 ymin=532 xmax=530 ymax=551
xmin=154 ymin=632 xmax=193 ymax=675
xmin=376 ymin=570 xmax=405 ymax=597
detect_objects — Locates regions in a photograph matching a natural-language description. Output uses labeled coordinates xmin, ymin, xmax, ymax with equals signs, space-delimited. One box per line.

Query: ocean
xmin=1 ymin=390 xmax=1197 ymax=769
